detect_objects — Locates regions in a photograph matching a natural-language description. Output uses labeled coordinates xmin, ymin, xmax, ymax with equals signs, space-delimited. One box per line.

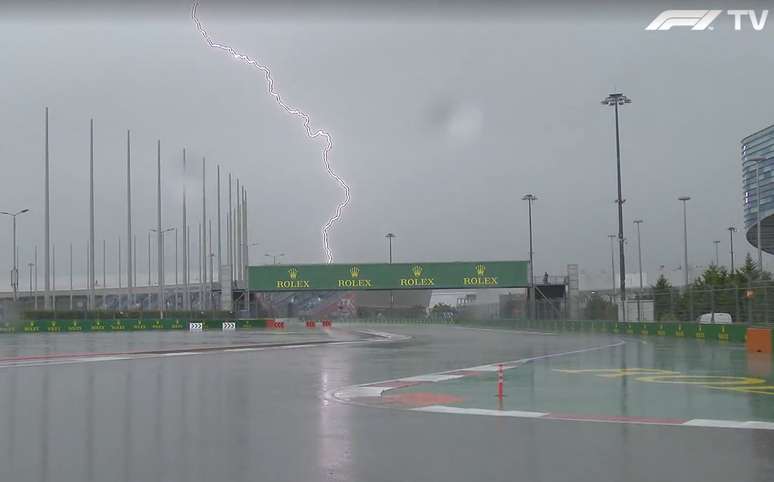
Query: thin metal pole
xmin=187 ymin=224 xmax=191 ymax=309
xmin=89 ymin=118 xmax=95 ymax=310
xmin=175 ymin=228 xmax=178 ymax=309
xmin=126 ymin=130 xmax=133 ymax=307
xmin=236 ymin=178 xmax=242 ymax=283
xmin=527 ymin=197 xmax=535 ymax=319
xmin=201 ymin=157 xmax=207 ymax=309
xmin=634 ymin=220 xmax=643 ymax=321
xmin=118 ymin=237 xmax=122 ymax=290
xmin=608 ymin=234 xmax=616 ymax=303
xmin=228 ymin=173 xmax=233 ymax=283
xmin=209 ymin=220 xmax=213 ymax=309
xmin=157 ymin=140 xmax=164 ymax=317
xmin=714 ymin=240 xmax=720 ymax=266
xmin=243 ymin=188 xmax=248 ymax=280
xmin=613 ymin=102 xmax=627 ymax=322
xmin=12 ymin=215 xmax=18 ymax=301
xmin=729 ymin=227 xmax=736 ymax=272
xmin=34 ymin=245 xmax=38 ymax=310
xmin=44 ymin=107 xmax=51 ymax=309
xmin=217 ymin=165 xmax=222 ymax=286
xmin=198 ymin=223 xmax=202 ymax=309
xmin=69 ymin=243 xmax=73 ymax=310
xmin=182 ymin=148 xmax=189 ymax=310
xmin=100 ymin=239 xmax=105 ymax=289
xmin=681 ymin=199 xmax=690 ymax=287
xmin=133 ymin=234 xmax=137 ymax=299
xmin=147 ymin=231 xmax=151 ymax=287
xmin=52 ymin=244 xmax=56 ymax=309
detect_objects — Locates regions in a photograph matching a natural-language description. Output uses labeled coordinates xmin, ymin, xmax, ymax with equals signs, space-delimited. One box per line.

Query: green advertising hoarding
xmin=247 ymin=260 xmax=529 ymax=292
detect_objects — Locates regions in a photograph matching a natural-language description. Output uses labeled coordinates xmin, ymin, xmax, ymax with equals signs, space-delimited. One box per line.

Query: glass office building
xmin=742 ymin=124 xmax=774 ymax=254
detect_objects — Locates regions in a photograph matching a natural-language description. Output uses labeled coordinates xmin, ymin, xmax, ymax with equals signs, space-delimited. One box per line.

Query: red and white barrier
xmin=266 ymin=319 xmax=285 ymax=329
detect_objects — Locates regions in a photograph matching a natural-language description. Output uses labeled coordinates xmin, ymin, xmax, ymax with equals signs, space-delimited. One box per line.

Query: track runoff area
xmin=2 ymin=317 xmax=773 ymax=432
xmin=331 ymin=327 xmax=774 ymax=430
xmin=3 ymin=322 xmax=774 ymax=431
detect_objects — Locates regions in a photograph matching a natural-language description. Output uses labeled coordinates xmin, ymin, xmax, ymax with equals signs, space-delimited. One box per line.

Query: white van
xmin=698 ymin=312 xmax=733 ymax=324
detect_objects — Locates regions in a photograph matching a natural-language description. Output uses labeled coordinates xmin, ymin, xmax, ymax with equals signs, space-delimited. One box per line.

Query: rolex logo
xmin=412 ymin=265 xmax=423 ymax=277
xmin=350 ymin=266 xmax=360 ymax=278
xmin=463 ymin=263 xmax=498 ymax=286
xmin=288 ymin=267 xmax=299 ymax=280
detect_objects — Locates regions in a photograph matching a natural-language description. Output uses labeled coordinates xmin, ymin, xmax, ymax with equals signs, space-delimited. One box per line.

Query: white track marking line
xmin=414 ymin=405 xmax=548 ymax=418
xmin=683 ymin=419 xmax=774 ymax=430
xmin=0 ymin=330 xmax=409 ymax=370
xmin=399 ymin=374 xmax=467 ymax=382
xmin=331 ymin=340 xmax=626 ymax=403
xmin=334 ymin=386 xmax=391 ymax=399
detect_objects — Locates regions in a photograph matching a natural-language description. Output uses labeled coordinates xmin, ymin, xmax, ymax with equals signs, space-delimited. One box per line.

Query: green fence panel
xmin=639 ymin=323 xmax=655 ymax=336
xmin=64 ymin=320 xmax=86 ymax=332
xmin=169 ymin=319 xmax=186 ymax=330
xmin=726 ymin=325 xmax=747 ymax=343
xmin=203 ymin=320 xmax=222 ymax=330
xmin=0 ymin=321 xmax=17 ymax=333
xmin=89 ymin=319 xmax=106 ymax=331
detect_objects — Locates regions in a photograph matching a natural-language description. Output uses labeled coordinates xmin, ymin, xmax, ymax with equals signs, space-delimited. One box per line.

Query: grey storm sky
xmin=1 ymin=1 xmax=773 ymax=290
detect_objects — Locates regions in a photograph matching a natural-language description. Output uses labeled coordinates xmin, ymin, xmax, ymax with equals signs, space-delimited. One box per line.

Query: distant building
xmin=742 ymin=124 xmax=774 ymax=253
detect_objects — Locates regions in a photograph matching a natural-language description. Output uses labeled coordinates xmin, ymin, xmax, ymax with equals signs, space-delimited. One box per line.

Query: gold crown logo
xmin=412 ymin=265 xmax=423 ymax=277
xmin=350 ymin=266 xmax=360 ymax=278
xmin=288 ymin=267 xmax=299 ymax=280
xmin=475 ymin=264 xmax=486 ymax=276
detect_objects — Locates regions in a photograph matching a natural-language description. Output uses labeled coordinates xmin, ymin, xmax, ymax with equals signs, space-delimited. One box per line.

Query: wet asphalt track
xmin=0 ymin=324 xmax=773 ymax=482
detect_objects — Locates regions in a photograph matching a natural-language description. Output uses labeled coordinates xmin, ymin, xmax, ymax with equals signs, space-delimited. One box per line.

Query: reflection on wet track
xmin=0 ymin=325 xmax=773 ymax=482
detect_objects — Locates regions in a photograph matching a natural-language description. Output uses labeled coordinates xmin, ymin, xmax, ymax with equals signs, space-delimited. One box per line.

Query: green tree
xmin=690 ymin=265 xmax=737 ymax=320
xmin=652 ymin=274 xmax=676 ymax=321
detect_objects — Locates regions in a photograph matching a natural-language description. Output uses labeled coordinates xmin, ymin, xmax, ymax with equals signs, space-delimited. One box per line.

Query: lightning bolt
xmin=191 ymin=0 xmax=351 ymax=263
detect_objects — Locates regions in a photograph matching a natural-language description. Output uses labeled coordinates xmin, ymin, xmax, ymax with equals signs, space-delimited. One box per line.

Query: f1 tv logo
xmin=646 ymin=10 xmax=769 ymax=31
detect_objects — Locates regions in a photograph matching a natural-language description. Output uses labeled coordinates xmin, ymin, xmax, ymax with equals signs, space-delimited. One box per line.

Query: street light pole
xmin=608 ymin=234 xmax=617 ymax=303
xmin=633 ymin=219 xmax=644 ymax=321
xmin=156 ymin=140 xmax=164 ymax=318
xmin=385 ymin=233 xmax=395 ymax=264
xmin=201 ymin=157 xmax=207 ymax=309
xmin=34 ymin=245 xmax=38 ymax=309
xmin=89 ymin=118 xmax=96 ymax=310
xmin=175 ymin=227 xmax=178 ymax=310
xmin=150 ymin=227 xmax=174 ymax=315
xmin=1 ymin=208 xmax=30 ymax=301
xmin=522 ymin=195 xmax=537 ymax=319
xmin=126 ymin=130 xmax=133 ymax=309
xmin=679 ymin=197 xmax=691 ymax=287
xmin=602 ymin=92 xmax=632 ymax=323
xmin=385 ymin=233 xmax=396 ymax=313
xmin=182 ymin=148 xmax=188 ymax=310
xmin=147 ymin=231 xmax=151 ymax=287
xmin=728 ymin=226 xmax=736 ymax=272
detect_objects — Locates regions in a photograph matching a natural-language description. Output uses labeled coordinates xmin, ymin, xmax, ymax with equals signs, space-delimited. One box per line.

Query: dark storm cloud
xmin=1 ymin=0 xmax=773 ymax=291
